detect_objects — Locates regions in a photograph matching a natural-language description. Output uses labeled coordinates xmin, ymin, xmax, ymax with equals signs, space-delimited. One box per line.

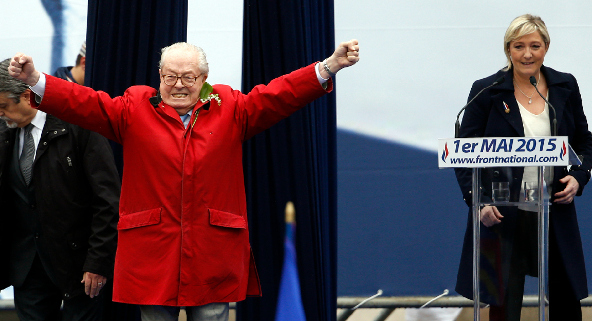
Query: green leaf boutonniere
xmin=199 ymin=82 xmax=221 ymax=106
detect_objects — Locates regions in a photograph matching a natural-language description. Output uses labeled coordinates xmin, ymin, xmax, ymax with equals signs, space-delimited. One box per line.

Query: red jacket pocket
xmin=118 ymin=208 xmax=162 ymax=230
xmin=209 ymin=208 xmax=247 ymax=229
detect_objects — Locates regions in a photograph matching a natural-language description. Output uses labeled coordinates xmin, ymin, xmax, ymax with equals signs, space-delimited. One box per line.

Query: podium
xmin=438 ymin=136 xmax=580 ymax=321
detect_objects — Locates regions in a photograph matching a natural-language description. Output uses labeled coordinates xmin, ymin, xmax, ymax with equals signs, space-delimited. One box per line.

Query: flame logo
xmin=560 ymin=141 xmax=567 ymax=160
xmin=441 ymin=143 xmax=449 ymax=162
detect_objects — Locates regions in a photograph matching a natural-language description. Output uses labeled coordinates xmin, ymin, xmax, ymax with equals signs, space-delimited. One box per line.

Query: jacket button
xmin=62 ymin=129 xmax=65 ymax=132
xmin=43 ymin=142 xmax=47 ymax=146
xmin=53 ymin=131 xmax=58 ymax=134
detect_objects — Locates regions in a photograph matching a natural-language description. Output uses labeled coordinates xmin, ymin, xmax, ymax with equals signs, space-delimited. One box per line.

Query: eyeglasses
xmin=161 ymin=74 xmax=202 ymax=87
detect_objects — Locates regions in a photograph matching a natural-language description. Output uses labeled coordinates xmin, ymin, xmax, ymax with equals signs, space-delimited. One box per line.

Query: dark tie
xmin=20 ymin=124 xmax=35 ymax=185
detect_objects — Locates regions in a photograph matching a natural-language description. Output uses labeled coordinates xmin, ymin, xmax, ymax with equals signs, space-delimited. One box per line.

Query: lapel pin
xmin=503 ymin=101 xmax=510 ymax=113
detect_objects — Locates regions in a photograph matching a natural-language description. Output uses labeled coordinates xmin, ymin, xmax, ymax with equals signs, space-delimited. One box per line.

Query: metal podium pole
xmin=472 ymin=168 xmax=481 ymax=321
xmin=537 ymin=166 xmax=549 ymax=321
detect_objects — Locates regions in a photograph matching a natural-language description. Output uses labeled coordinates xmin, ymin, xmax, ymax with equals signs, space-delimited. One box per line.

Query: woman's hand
xmin=480 ymin=205 xmax=503 ymax=227
xmin=554 ymin=175 xmax=579 ymax=204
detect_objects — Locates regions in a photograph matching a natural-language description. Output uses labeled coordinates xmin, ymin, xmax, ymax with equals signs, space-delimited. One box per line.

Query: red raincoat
xmin=33 ymin=63 xmax=333 ymax=306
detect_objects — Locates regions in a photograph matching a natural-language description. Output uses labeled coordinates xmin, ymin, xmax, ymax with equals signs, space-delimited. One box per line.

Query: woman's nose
xmin=524 ymin=48 xmax=532 ymax=58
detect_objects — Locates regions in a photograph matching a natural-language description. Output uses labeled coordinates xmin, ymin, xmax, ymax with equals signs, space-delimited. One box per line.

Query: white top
xmin=517 ymin=98 xmax=553 ymax=211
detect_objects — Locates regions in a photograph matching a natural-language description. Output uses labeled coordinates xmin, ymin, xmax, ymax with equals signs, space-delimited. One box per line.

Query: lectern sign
xmin=438 ymin=136 xmax=569 ymax=168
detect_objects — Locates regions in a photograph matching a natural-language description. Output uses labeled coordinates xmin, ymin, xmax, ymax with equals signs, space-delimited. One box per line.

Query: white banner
xmin=438 ymin=137 xmax=570 ymax=168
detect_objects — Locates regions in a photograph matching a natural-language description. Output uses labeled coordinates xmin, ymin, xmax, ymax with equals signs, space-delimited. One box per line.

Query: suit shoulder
xmin=471 ymin=71 xmax=505 ymax=90
xmin=543 ymin=66 xmax=577 ymax=86
xmin=0 ymin=127 xmax=15 ymax=143
xmin=45 ymin=114 xmax=100 ymax=138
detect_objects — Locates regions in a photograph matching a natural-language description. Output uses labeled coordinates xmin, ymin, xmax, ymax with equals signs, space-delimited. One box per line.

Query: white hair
xmin=159 ymin=42 xmax=209 ymax=75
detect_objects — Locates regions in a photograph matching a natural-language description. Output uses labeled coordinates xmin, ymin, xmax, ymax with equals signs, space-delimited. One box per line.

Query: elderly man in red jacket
xmin=8 ymin=39 xmax=359 ymax=321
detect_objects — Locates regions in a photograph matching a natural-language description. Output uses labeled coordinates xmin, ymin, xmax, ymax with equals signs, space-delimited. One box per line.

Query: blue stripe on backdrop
xmin=239 ymin=0 xmax=336 ymax=320
xmin=337 ymin=128 xmax=592 ymax=297
xmin=40 ymin=0 xmax=65 ymax=74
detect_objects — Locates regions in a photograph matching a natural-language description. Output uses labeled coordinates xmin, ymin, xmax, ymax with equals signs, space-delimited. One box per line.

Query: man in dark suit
xmin=0 ymin=57 xmax=120 ymax=321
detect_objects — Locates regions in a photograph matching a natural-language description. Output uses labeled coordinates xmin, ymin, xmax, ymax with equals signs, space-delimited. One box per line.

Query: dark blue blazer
xmin=454 ymin=65 xmax=592 ymax=303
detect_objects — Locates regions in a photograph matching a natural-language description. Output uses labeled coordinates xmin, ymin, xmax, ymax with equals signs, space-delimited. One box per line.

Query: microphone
xmin=455 ymin=76 xmax=505 ymax=138
xmin=530 ymin=76 xmax=557 ymax=136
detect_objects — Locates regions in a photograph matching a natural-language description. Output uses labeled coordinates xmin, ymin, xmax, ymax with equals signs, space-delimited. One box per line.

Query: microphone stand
xmin=530 ymin=76 xmax=557 ymax=136
xmin=455 ymin=76 xmax=505 ymax=138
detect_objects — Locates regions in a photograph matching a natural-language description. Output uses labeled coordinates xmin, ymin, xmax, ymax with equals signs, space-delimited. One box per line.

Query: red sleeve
xmin=235 ymin=62 xmax=333 ymax=141
xmin=31 ymin=74 xmax=154 ymax=144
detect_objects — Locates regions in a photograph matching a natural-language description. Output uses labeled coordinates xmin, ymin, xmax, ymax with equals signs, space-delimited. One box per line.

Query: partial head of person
xmin=0 ymin=58 xmax=35 ymax=129
xmin=503 ymin=14 xmax=550 ymax=78
xmin=158 ymin=42 xmax=209 ymax=116
xmin=76 ymin=41 xmax=86 ymax=67
xmin=72 ymin=41 xmax=86 ymax=85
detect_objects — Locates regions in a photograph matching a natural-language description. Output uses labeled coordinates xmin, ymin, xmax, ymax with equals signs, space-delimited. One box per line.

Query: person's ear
xmin=21 ymin=90 xmax=31 ymax=106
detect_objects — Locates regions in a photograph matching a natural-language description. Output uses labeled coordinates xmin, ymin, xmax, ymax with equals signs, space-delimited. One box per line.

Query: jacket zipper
xmin=184 ymin=108 xmax=202 ymax=138
xmin=179 ymin=106 xmax=201 ymax=301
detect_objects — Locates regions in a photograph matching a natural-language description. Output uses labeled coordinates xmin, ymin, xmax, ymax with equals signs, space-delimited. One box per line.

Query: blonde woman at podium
xmin=454 ymin=14 xmax=592 ymax=321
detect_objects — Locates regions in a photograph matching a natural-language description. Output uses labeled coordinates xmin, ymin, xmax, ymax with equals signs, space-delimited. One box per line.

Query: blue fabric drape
xmin=85 ymin=0 xmax=187 ymax=319
xmin=239 ymin=1 xmax=337 ymax=321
